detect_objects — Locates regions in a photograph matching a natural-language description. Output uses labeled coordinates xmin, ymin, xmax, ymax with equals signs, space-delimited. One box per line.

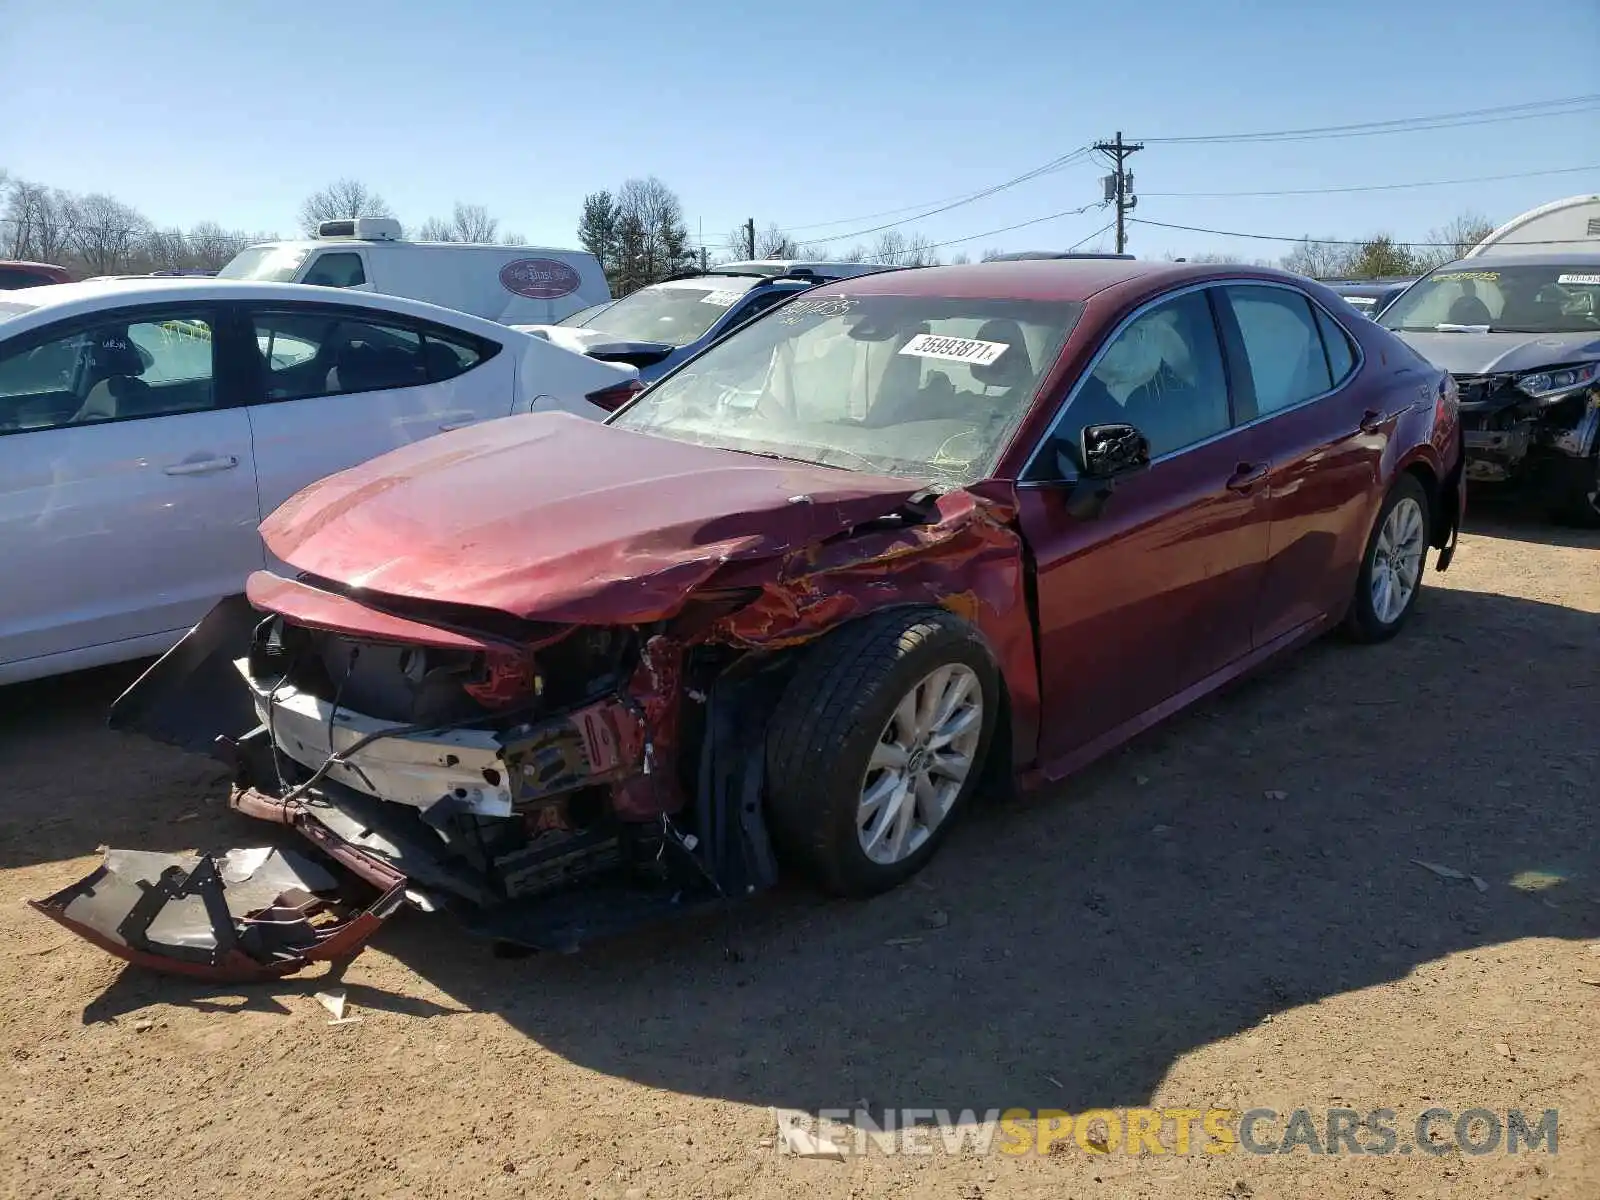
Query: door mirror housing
xmin=1080 ymin=422 xmax=1150 ymax=479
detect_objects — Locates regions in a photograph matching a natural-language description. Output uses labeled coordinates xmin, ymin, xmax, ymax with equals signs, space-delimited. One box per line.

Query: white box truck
xmin=217 ymin=218 xmax=610 ymax=325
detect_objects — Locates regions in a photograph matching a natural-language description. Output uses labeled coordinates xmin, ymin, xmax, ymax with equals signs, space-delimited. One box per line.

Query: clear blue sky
xmin=3 ymin=0 xmax=1597 ymax=261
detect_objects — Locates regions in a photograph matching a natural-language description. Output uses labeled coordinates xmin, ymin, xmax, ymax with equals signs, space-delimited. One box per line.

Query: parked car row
xmin=0 ymin=277 xmax=640 ymax=684
xmin=32 ymin=257 xmax=1468 ymax=978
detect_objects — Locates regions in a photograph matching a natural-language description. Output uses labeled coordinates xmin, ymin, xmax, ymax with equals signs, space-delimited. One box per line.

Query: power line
xmin=1136 ymin=94 xmax=1599 ymax=145
xmin=794 ymin=148 xmax=1094 ymax=245
xmin=1127 ymin=216 xmax=1582 ymax=247
xmin=860 ymin=204 xmax=1110 ymax=262
xmin=1142 ymin=162 xmax=1600 ymax=198
xmin=778 ymin=149 xmax=1090 ymax=234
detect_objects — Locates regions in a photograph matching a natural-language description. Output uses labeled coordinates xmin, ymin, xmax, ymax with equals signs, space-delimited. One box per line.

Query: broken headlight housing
xmin=1515 ymin=362 xmax=1600 ymax=402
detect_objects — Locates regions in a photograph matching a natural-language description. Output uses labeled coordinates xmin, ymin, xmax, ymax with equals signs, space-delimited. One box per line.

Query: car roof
xmin=1429 ymin=251 xmax=1600 ymax=271
xmin=0 ymin=277 xmax=520 ymax=340
xmin=805 ymin=258 xmax=1302 ymax=302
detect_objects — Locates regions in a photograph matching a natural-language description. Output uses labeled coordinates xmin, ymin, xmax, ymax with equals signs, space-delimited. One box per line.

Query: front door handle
xmin=163 ymin=455 xmax=239 ymax=476
xmin=1226 ymin=462 xmax=1270 ymax=492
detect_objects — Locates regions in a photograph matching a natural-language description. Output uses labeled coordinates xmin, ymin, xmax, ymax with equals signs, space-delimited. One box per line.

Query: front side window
xmin=1379 ymin=263 xmax=1600 ymax=334
xmin=1225 ymin=286 xmax=1335 ymax=414
xmin=1040 ymin=289 xmax=1230 ymax=472
xmin=582 ymin=277 xmax=760 ymax=347
xmin=301 ymin=252 xmax=367 ymax=288
xmin=0 ymin=311 xmax=216 ymax=433
xmin=612 ymin=293 xmax=1081 ymax=484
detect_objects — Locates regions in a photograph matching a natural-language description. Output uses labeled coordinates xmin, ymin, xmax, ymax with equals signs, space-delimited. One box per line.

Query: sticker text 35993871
xmin=898 ymin=333 xmax=1009 ymax=366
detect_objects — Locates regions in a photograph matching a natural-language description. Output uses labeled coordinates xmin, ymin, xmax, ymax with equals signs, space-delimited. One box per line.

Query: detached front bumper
xmin=33 ymin=596 xmax=778 ymax=981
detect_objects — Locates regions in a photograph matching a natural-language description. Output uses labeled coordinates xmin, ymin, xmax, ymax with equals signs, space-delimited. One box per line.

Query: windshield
xmin=0 ymin=300 xmax=39 ymax=323
xmin=1379 ymin=264 xmax=1600 ymax=334
xmin=217 ymin=245 xmax=310 ymax=282
xmin=580 ymin=277 xmax=759 ymax=346
xmin=556 ymin=300 xmax=615 ymax=327
xmin=611 ymin=293 xmax=1082 ymax=485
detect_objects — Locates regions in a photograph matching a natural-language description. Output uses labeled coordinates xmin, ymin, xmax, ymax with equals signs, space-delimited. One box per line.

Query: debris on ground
xmin=1263 ymin=789 xmax=1288 ymax=801
xmin=922 ymin=909 xmax=950 ymax=930
xmin=1411 ymin=859 xmax=1489 ymax=891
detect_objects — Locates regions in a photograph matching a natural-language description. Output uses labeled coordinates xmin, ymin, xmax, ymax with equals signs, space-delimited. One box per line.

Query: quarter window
xmin=1224 ymin=286 xmax=1334 ymax=414
xmin=301 ymin=252 xmax=367 ymax=288
xmin=0 ymin=311 xmax=216 ymax=434
xmin=1044 ymin=289 xmax=1231 ymax=472
xmin=1313 ymin=305 xmax=1357 ymax=384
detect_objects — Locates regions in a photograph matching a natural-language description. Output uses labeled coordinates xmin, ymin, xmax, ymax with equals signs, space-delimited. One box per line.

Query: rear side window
xmin=1223 ymin=286 xmax=1334 ymax=414
xmin=301 ymin=252 xmax=366 ymax=288
xmin=249 ymin=308 xmax=497 ymax=401
xmin=251 ymin=310 xmax=425 ymax=401
xmin=1313 ymin=305 xmax=1357 ymax=384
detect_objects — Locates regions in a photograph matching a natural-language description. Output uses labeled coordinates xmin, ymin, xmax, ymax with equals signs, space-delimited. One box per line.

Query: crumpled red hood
xmin=260 ymin=412 xmax=934 ymax=624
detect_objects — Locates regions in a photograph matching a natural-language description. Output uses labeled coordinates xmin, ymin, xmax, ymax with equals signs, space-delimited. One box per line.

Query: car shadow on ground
xmin=1462 ymin=489 xmax=1600 ymax=551
xmin=10 ymin=569 xmax=1598 ymax=1116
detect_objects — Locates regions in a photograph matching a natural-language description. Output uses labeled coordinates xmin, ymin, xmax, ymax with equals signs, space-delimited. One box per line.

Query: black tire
xmin=1552 ymin=453 xmax=1600 ymax=528
xmin=765 ymin=607 xmax=999 ymax=897
xmin=1344 ymin=474 xmax=1431 ymax=644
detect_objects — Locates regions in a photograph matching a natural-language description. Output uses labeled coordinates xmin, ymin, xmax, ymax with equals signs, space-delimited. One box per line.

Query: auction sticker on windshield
xmin=1557 ymin=274 xmax=1600 ymax=285
xmin=700 ymin=290 xmax=743 ymax=307
xmin=898 ymin=333 xmax=1009 ymax=366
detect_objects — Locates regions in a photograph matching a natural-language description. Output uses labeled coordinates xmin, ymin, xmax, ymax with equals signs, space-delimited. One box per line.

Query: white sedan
xmin=0 ymin=277 xmax=642 ymax=685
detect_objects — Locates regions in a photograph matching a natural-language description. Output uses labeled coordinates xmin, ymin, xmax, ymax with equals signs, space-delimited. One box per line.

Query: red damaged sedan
xmin=36 ymin=259 xmax=1465 ymax=978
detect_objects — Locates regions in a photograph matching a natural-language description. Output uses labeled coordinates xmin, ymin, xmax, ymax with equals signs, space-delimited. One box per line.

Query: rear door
xmin=0 ymin=304 xmax=260 ymax=676
xmin=1015 ymin=285 xmax=1275 ymax=765
xmin=240 ymin=302 xmax=513 ymax=518
xmin=1216 ymin=284 xmax=1387 ymax=647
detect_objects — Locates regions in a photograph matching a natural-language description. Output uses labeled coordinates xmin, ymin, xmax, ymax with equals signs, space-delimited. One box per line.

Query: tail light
xmin=1435 ymin=373 xmax=1458 ymax=428
xmin=585 ymin=379 xmax=644 ymax=412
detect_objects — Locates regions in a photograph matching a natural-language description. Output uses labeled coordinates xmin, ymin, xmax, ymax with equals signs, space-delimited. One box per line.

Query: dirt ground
xmin=1 ymin=501 xmax=1596 ymax=1200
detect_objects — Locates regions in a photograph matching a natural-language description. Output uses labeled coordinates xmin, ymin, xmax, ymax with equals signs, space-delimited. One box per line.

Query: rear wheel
xmin=1344 ymin=475 xmax=1430 ymax=643
xmin=765 ymin=608 xmax=998 ymax=897
xmin=1552 ymin=452 xmax=1600 ymax=528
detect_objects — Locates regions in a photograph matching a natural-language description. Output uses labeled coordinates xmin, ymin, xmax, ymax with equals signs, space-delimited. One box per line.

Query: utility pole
xmin=745 ymin=217 xmax=756 ymax=259
xmin=1092 ymin=131 xmax=1143 ymax=253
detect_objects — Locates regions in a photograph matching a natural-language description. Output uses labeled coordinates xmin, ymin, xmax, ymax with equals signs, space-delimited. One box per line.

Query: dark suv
xmin=1380 ymin=253 xmax=1600 ymax=524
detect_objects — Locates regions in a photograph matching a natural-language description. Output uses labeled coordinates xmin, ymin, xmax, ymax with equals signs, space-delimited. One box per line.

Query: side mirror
xmin=1059 ymin=423 xmax=1150 ymax=519
xmin=1080 ymin=422 xmax=1151 ymax=479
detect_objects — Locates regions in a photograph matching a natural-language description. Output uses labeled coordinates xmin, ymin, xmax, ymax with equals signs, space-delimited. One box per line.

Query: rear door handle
xmin=438 ymin=419 xmax=477 ymax=432
xmin=1226 ymin=462 xmax=1270 ymax=492
xmin=1359 ymin=408 xmax=1387 ymax=434
xmin=162 ymin=455 xmax=239 ymax=476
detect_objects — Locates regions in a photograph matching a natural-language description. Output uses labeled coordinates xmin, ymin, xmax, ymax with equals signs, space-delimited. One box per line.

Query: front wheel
xmin=1344 ymin=475 xmax=1431 ymax=643
xmin=764 ymin=608 xmax=999 ymax=897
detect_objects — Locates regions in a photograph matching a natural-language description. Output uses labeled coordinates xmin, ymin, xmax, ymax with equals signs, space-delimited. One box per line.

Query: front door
xmin=1015 ymin=286 xmax=1274 ymax=767
xmin=0 ymin=306 xmax=261 ymax=675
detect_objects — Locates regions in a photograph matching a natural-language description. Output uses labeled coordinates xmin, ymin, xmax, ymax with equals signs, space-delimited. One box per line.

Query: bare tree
xmin=418 ymin=202 xmax=500 ymax=243
xmin=979 ymin=247 xmax=1006 ymax=262
xmin=71 ymin=193 xmax=149 ymax=275
xmin=298 ymin=179 xmax=393 ymax=235
xmin=500 ymin=230 xmax=529 ymax=246
xmin=187 ymin=220 xmax=252 ymax=269
xmin=1415 ymin=211 xmax=1496 ymax=270
xmin=947 ymin=252 xmax=972 ymax=265
xmin=754 ymin=222 xmax=800 ymax=259
xmin=904 ymin=232 xmax=941 ymax=267
xmin=142 ymin=226 xmax=189 ymax=270
xmin=3 ymin=180 xmax=77 ymax=263
xmin=870 ymin=230 xmax=907 ymax=265
xmin=1280 ymin=237 xmax=1354 ymax=280
xmin=610 ymin=177 xmax=693 ymax=292
xmin=725 ymin=223 xmax=754 ymax=260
